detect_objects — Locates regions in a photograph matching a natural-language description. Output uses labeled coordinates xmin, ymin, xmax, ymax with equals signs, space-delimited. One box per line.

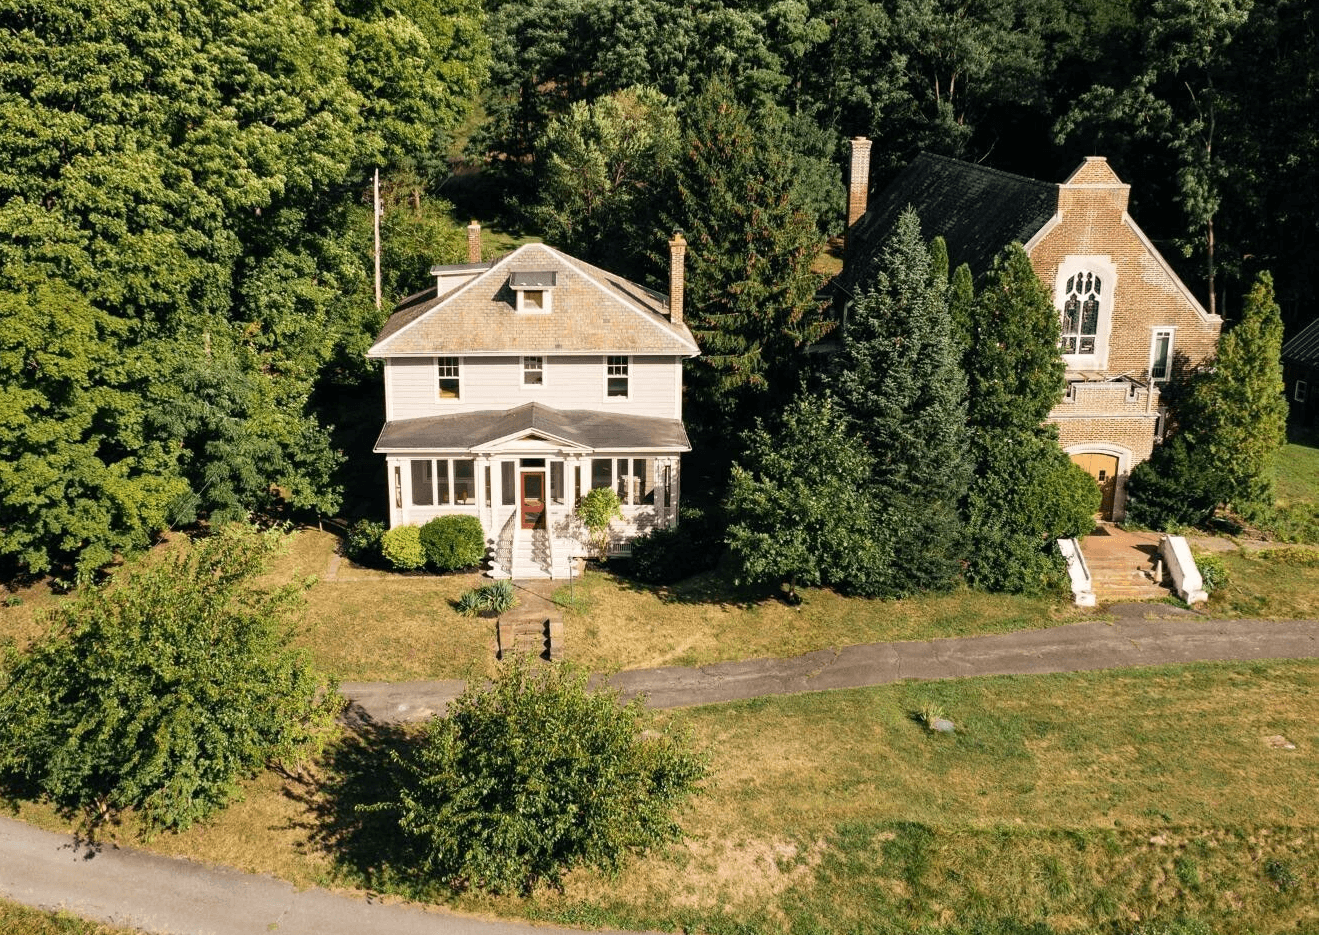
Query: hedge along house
xmin=368 ymin=231 xmax=698 ymax=578
xmin=839 ymin=144 xmax=1223 ymax=520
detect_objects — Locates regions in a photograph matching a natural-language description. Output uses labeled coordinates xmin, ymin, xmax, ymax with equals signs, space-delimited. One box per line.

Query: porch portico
xmin=375 ymin=402 xmax=688 ymax=578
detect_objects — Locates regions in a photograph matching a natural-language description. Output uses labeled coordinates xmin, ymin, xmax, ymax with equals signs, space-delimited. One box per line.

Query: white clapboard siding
xmin=386 ymin=355 xmax=681 ymax=421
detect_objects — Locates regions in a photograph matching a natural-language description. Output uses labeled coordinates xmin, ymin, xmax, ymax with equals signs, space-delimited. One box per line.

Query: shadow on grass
xmin=586 ymin=563 xmax=778 ymax=611
xmin=285 ymin=716 xmax=440 ymax=900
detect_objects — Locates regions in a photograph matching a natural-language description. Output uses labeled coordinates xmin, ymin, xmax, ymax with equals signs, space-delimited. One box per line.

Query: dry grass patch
xmin=556 ymin=569 xmax=1096 ymax=675
xmin=0 ymin=898 xmax=142 ymax=935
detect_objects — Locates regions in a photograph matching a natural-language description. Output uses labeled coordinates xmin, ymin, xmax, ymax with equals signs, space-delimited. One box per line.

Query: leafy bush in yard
xmin=1126 ymin=435 xmax=1220 ymax=530
xmin=386 ymin=659 xmax=705 ymax=893
xmin=1193 ymin=553 xmax=1230 ymax=590
xmin=0 ymin=525 xmax=342 ymax=833
xmin=456 ymin=579 xmax=517 ymax=617
xmin=380 ymin=525 xmax=426 ymax=571
xmin=576 ymin=487 xmax=622 ymax=558
xmin=344 ymin=519 xmax=386 ymax=565
xmin=626 ymin=506 xmax=724 ymax=584
xmin=418 ymin=515 xmax=485 ymax=572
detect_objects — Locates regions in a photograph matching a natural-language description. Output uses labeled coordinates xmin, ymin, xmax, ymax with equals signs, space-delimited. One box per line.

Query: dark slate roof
xmin=839 ymin=152 xmax=1059 ymax=298
xmin=1282 ymin=317 xmax=1319 ymax=365
xmin=374 ymin=402 xmax=691 ymax=453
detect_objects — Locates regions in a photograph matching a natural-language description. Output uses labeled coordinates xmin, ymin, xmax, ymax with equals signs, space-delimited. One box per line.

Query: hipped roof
xmin=368 ymin=242 xmax=698 ymax=357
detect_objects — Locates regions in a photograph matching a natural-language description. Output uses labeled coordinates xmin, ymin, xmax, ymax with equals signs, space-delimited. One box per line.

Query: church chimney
xmin=846 ymin=137 xmax=873 ymax=252
xmin=668 ymin=232 xmax=686 ymax=325
xmin=466 ymin=220 xmax=482 ymax=264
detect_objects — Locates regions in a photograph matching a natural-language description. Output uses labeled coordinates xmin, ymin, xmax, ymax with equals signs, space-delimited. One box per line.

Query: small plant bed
xmin=456 ymin=579 xmax=517 ymax=617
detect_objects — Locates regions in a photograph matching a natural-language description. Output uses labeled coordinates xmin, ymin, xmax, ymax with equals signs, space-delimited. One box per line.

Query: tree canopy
xmin=0 ymin=0 xmax=487 ymax=577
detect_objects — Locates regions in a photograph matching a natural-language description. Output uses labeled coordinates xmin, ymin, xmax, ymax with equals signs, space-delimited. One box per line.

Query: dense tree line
xmin=0 ymin=0 xmax=487 ymax=578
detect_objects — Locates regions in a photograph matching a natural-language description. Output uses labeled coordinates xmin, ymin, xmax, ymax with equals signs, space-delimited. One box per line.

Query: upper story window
xmin=1061 ymin=272 xmax=1101 ymax=355
xmin=1149 ymin=328 xmax=1175 ymax=382
xmin=522 ymin=356 xmax=544 ymax=386
xmin=1054 ymin=257 xmax=1117 ymax=368
xmin=510 ymin=271 xmax=556 ymax=314
xmin=437 ymin=356 xmax=461 ymax=399
xmin=606 ymin=355 xmax=629 ymax=397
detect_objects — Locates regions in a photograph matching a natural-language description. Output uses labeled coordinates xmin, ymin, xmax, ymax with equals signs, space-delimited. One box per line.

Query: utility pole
xmin=373 ymin=167 xmax=382 ymax=312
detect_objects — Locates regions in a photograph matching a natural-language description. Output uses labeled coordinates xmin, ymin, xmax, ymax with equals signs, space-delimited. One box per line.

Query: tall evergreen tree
xmin=664 ymin=81 xmax=829 ymax=457
xmin=960 ymin=245 xmax=1098 ymax=593
xmin=831 ymin=209 xmax=969 ymax=596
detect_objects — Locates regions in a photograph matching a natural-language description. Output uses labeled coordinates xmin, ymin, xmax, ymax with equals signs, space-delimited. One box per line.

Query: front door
xmin=1070 ymin=452 xmax=1120 ymax=519
xmin=521 ymin=471 xmax=546 ymax=529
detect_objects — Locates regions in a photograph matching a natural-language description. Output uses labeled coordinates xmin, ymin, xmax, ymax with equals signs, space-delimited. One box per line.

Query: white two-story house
xmin=367 ymin=233 xmax=698 ymax=578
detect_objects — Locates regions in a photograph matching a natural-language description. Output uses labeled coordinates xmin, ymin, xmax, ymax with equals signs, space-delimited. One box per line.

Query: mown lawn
xmin=0 ymin=898 xmax=135 ymax=935
xmin=12 ymin=660 xmax=1316 ymax=934
xmin=1206 ymin=546 xmax=1319 ymax=619
xmin=265 ymin=529 xmax=1099 ymax=681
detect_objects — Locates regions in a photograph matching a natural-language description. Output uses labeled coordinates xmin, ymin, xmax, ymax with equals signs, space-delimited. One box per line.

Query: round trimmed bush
xmin=380 ymin=525 xmax=426 ymax=571
xmin=419 ymin=515 xmax=485 ymax=572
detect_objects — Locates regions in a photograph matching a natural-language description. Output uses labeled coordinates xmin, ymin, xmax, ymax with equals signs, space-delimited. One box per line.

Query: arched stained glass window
xmin=1060 ymin=271 xmax=1101 ymax=354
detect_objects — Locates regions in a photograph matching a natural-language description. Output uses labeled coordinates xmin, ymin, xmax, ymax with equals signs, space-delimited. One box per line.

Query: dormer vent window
xmin=510 ymin=271 xmax=556 ymax=314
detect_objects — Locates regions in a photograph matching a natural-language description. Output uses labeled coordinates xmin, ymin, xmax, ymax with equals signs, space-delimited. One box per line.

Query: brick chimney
xmin=466 ymin=220 xmax=481 ymax=264
xmin=668 ymin=232 xmax=686 ymax=325
xmin=846 ymin=137 xmax=873 ymax=250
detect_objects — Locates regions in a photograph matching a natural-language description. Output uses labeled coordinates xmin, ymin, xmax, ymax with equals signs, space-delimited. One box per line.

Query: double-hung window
xmin=523 ymin=356 xmax=543 ymax=387
xmin=1149 ymin=328 xmax=1174 ymax=382
xmin=437 ymin=357 xmax=461 ymax=399
xmin=606 ymin=355 xmax=629 ymax=397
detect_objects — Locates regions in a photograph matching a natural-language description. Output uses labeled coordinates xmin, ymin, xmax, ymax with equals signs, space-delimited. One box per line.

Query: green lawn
xmin=1206 ymin=547 xmax=1319 ymax=619
xmin=13 ymin=660 xmax=1314 ymax=935
xmin=1252 ymin=439 xmax=1319 ymax=542
xmin=0 ymin=899 xmax=135 ymax=935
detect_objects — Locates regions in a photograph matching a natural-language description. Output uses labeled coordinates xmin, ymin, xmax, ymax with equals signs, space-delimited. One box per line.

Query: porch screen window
xmin=1297 ymin=380 xmax=1309 ymax=403
xmin=501 ymin=461 xmax=515 ymax=505
xmin=436 ymin=461 xmax=451 ymax=505
xmin=616 ymin=458 xmax=629 ymax=501
xmin=607 ymin=356 xmax=629 ymax=397
xmin=410 ymin=459 xmax=434 ymax=506
xmin=1150 ymin=329 xmax=1174 ymax=381
xmin=1060 ymin=272 xmax=1101 ymax=354
xmin=550 ymin=462 xmax=564 ymax=505
xmin=453 ymin=459 xmax=476 ymax=504
xmin=591 ymin=458 xmax=612 ymax=490
xmin=523 ymin=356 xmax=543 ymax=386
xmin=638 ymin=459 xmax=654 ymax=504
xmin=484 ymin=465 xmax=492 ymax=507
xmin=437 ymin=357 xmax=460 ymax=399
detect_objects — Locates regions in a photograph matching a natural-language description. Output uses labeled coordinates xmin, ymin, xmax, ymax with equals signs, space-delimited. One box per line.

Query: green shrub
xmin=380 ymin=525 xmax=426 ymax=571
xmin=456 ymin=579 xmax=517 ymax=617
xmin=344 ymin=519 xmax=386 ymax=565
xmin=1193 ymin=552 xmax=1230 ymax=590
xmin=576 ymin=487 xmax=622 ymax=558
xmin=386 ymin=659 xmax=705 ymax=893
xmin=627 ymin=506 xmax=724 ymax=584
xmin=0 ymin=525 xmax=341 ymax=833
xmin=1126 ymin=435 xmax=1219 ymax=530
xmin=418 ymin=515 xmax=485 ymax=572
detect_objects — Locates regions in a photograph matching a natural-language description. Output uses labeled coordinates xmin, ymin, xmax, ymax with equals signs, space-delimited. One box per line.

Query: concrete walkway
xmin=344 ymin=608 xmax=1319 ymax=723
xmin=0 ymin=818 xmax=650 ymax=935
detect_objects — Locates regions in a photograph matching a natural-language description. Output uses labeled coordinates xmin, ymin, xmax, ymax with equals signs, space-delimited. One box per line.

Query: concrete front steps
xmin=1081 ymin=524 xmax=1174 ymax=603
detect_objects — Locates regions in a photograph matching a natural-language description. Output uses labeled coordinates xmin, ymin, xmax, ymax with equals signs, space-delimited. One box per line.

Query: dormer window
xmin=510 ymin=271 xmax=556 ymax=314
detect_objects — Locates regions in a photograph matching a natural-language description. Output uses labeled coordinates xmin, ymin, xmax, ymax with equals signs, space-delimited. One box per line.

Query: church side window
xmin=1060 ymin=272 xmax=1101 ymax=355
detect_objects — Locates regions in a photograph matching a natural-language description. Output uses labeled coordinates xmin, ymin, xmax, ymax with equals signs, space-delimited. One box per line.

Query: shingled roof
xmin=368 ymin=242 xmax=698 ymax=357
xmin=1283 ymin=317 xmax=1319 ymax=366
xmin=374 ymin=402 xmax=691 ymax=453
xmin=839 ymin=153 xmax=1059 ymax=298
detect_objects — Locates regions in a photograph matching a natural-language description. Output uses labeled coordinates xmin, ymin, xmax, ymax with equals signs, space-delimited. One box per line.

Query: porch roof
xmin=373 ymin=402 xmax=691 ymax=454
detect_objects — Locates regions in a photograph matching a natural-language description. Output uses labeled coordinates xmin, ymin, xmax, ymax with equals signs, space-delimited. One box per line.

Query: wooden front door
xmin=521 ymin=471 xmax=546 ymax=529
xmin=1070 ymin=452 xmax=1120 ymax=519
